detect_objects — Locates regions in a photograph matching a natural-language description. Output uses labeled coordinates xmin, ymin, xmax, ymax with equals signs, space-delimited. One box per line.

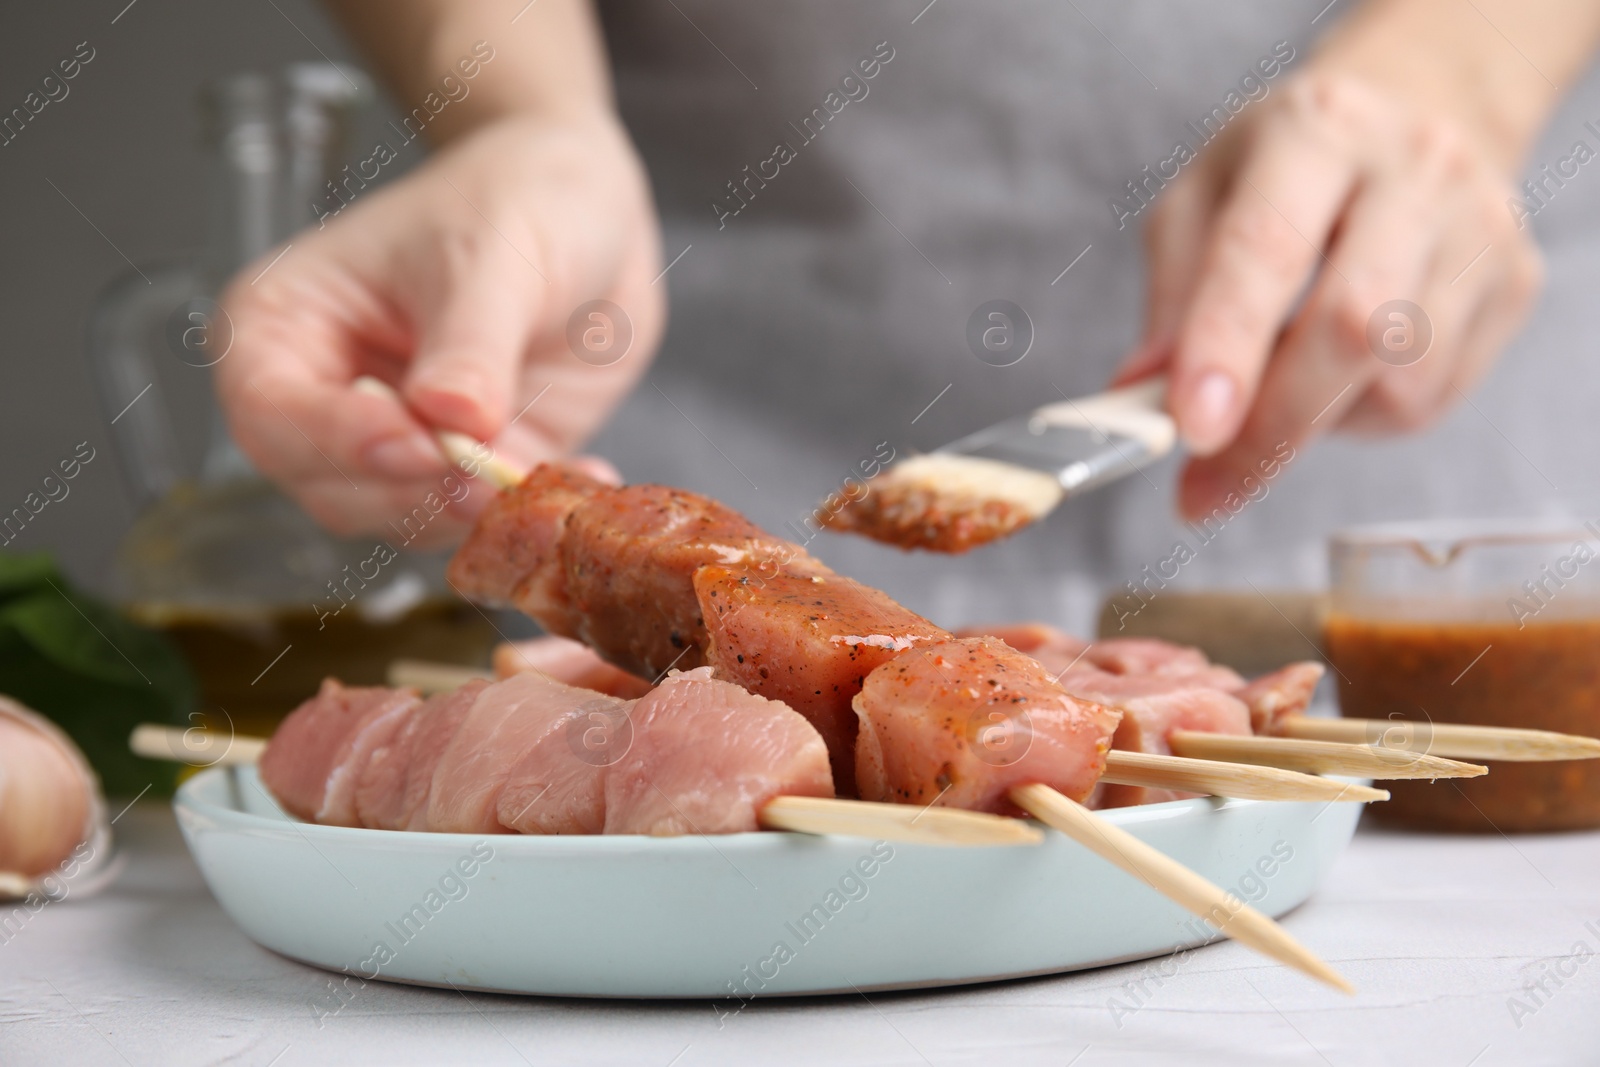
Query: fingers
xmin=1176 ymin=172 xmax=1439 ymax=519
xmin=402 ymin=238 xmax=545 ymax=443
xmin=1164 ymin=72 xmax=1549 ymax=520
xmin=296 ymin=475 xmax=483 ymax=548
xmin=1338 ymin=208 xmax=1543 ymax=434
xmin=1333 ymin=255 xmax=1481 ymax=435
xmin=209 ymin=114 xmax=664 ymax=549
xmin=1141 ymin=167 xmax=1224 ymax=349
xmin=1167 ymin=81 xmax=1384 ymax=455
xmin=222 ymin=188 xmax=555 ymax=492
xmin=1111 ymin=174 xmax=1217 ymax=389
xmin=217 ymin=270 xmax=450 ymax=488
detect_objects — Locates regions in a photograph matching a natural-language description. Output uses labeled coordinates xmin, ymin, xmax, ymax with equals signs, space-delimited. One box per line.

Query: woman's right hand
xmin=216 ymin=112 xmax=663 ymax=546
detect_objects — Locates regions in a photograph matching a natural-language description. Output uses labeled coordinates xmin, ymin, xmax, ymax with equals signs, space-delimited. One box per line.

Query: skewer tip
xmin=1009 ymin=783 xmax=1354 ymax=994
xmin=436 ymin=431 xmax=524 ymax=490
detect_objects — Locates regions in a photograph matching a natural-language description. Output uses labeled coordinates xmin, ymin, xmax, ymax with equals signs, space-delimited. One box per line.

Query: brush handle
xmin=1033 ymin=374 xmax=1176 ymax=457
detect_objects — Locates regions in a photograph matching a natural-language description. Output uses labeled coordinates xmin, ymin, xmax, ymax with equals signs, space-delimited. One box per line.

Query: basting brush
xmin=823 ymin=375 xmax=1176 ymax=552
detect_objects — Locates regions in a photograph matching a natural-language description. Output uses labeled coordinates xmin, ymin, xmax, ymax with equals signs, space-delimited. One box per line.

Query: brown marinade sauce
xmin=821 ymin=488 xmax=1036 ymax=553
xmin=1324 ymin=612 xmax=1600 ymax=832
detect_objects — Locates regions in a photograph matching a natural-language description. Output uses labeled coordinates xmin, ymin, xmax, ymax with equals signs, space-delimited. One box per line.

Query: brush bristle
xmin=820 ymin=454 xmax=1063 ymax=553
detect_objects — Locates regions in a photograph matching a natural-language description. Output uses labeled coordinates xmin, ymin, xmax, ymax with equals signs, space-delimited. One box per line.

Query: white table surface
xmin=4 ymin=801 xmax=1598 ymax=1067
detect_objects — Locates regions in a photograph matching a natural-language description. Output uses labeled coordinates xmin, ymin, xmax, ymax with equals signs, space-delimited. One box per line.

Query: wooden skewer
xmin=388 ymin=659 xmax=492 ymax=694
xmin=1168 ymin=731 xmax=1486 ymax=781
xmin=1101 ymin=750 xmax=1388 ymax=803
xmin=132 ymin=724 xmax=264 ymax=766
xmin=350 ymin=376 xmax=529 ymax=488
xmin=435 ymin=431 xmax=527 ymax=488
xmin=760 ymin=796 xmax=1042 ymax=847
xmin=1276 ymin=715 xmax=1600 ymax=763
xmin=1009 ymin=783 xmax=1354 ymax=994
xmin=129 ymin=725 xmax=1040 ymax=849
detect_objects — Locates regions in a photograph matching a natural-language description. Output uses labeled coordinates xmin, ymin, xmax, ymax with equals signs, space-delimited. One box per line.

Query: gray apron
xmin=591 ymin=0 xmax=1600 ymax=633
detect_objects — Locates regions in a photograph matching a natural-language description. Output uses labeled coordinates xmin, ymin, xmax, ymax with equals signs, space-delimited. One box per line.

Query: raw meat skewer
xmin=450 ymin=467 xmax=1384 ymax=805
xmin=841 ymin=637 xmax=1354 ymax=993
xmin=437 ymin=407 xmax=1585 ymax=765
xmin=476 ymin=642 xmax=1462 ymax=797
xmin=957 ymin=625 xmax=1486 ymax=782
xmin=129 ymin=670 xmax=1041 ymax=848
xmin=469 ymin=639 xmax=1386 ymax=805
xmin=448 ymin=464 xmax=1359 ymax=991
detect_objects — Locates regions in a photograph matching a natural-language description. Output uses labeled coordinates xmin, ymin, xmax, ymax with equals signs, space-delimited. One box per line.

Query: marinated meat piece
xmin=1056 ymin=665 xmax=1253 ymax=810
xmin=853 ymin=636 xmax=1121 ymax=816
xmin=955 ymin=622 xmax=1090 ymax=660
xmin=1085 ymin=639 xmax=1247 ymax=690
xmin=494 ymin=683 xmax=631 ymax=836
xmin=494 ymin=702 xmax=621 ymax=835
xmin=492 ymin=635 xmax=654 ymax=698
xmin=265 ymin=669 xmax=836 ymax=837
xmin=1236 ymin=661 xmax=1326 ymax=734
xmin=961 ymin=623 xmax=1246 ymax=688
xmin=425 ymin=671 xmax=621 ymax=834
xmin=355 ymin=681 xmax=487 ymax=831
xmin=822 ymin=488 xmax=1041 ymax=553
xmin=965 ymin=622 xmax=1316 ymax=725
xmin=1052 ymin=666 xmax=1253 ymax=756
xmin=605 ymin=668 xmax=834 ymax=835
xmin=397 ymin=681 xmax=491 ymax=831
xmin=445 ymin=464 xmax=607 ymax=625
xmin=1082 ymin=637 xmax=1217 ymax=678
xmin=319 ymin=692 xmax=424 ymax=827
xmin=258 ymin=680 xmax=421 ymax=823
xmin=820 ymin=455 xmax=1062 ymax=553
xmin=1078 ymin=707 xmax=1191 ymax=811
xmin=559 ymin=484 xmax=831 ymax=679
xmin=694 ymin=565 xmax=950 ymax=795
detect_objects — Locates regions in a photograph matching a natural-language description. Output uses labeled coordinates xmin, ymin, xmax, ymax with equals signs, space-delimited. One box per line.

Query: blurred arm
xmin=322 ymin=0 xmax=616 ymax=142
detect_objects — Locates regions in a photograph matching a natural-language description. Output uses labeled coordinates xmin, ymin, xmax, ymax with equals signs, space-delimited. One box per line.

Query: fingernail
xmin=362 ymin=433 xmax=444 ymax=477
xmin=1183 ymin=371 xmax=1238 ymax=455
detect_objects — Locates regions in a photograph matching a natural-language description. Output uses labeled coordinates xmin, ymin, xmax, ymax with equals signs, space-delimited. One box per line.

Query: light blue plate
xmin=174 ymin=766 xmax=1360 ymax=997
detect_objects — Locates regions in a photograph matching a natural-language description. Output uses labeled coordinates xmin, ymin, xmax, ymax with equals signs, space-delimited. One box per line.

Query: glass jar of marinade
xmin=1325 ymin=520 xmax=1600 ymax=832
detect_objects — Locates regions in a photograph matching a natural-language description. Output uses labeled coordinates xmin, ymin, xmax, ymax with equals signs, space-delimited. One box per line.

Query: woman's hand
xmin=216 ymin=112 xmax=662 ymax=544
xmin=1119 ymin=0 xmax=1600 ymax=520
